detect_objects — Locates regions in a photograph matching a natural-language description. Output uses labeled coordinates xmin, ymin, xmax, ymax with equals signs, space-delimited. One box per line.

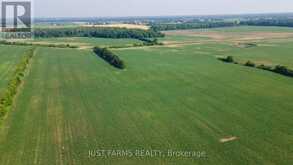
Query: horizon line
xmin=34 ymin=11 xmax=293 ymax=20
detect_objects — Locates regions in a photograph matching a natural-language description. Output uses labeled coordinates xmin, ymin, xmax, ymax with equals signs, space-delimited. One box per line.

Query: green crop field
xmin=0 ymin=26 xmax=293 ymax=165
xmin=0 ymin=45 xmax=30 ymax=96
xmin=202 ymin=26 xmax=293 ymax=32
xmin=22 ymin=37 xmax=144 ymax=48
xmin=218 ymin=41 xmax=293 ymax=68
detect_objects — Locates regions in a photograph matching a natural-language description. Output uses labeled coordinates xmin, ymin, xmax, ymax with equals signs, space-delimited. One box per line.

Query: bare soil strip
xmin=220 ymin=136 xmax=239 ymax=143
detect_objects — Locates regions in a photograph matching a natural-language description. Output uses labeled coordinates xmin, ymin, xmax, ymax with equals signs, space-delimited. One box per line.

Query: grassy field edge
xmin=0 ymin=48 xmax=36 ymax=124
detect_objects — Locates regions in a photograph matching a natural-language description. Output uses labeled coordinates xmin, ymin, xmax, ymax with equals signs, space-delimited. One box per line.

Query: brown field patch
xmin=164 ymin=30 xmax=293 ymax=43
xmin=163 ymin=44 xmax=183 ymax=48
xmin=78 ymin=46 xmax=93 ymax=50
xmin=82 ymin=24 xmax=150 ymax=30
xmin=253 ymin=60 xmax=274 ymax=66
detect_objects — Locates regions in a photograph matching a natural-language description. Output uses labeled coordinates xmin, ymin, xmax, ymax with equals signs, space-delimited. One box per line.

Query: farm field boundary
xmin=0 ymin=48 xmax=36 ymax=123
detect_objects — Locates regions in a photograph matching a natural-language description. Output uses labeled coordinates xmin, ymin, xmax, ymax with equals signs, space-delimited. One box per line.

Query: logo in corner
xmin=1 ymin=1 xmax=32 ymax=39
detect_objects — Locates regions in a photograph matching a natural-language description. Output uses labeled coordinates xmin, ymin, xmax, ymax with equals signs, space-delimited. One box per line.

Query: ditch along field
xmin=0 ymin=26 xmax=293 ymax=165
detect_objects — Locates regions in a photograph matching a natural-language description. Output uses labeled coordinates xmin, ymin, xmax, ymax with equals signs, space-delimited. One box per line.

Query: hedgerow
xmin=245 ymin=61 xmax=256 ymax=67
xmin=218 ymin=56 xmax=293 ymax=78
xmin=0 ymin=40 xmax=78 ymax=49
xmin=0 ymin=48 xmax=36 ymax=120
xmin=273 ymin=65 xmax=293 ymax=77
xmin=93 ymin=47 xmax=125 ymax=69
xmin=218 ymin=56 xmax=235 ymax=63
xmin=108 ymin=39 xmax=163 ymax=49
xmin=33 ymin=27 xmax=164 ymax=39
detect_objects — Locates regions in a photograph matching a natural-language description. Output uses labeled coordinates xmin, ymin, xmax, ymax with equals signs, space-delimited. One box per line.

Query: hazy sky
xmin=35 ymin=0 xmax=293 ymax=18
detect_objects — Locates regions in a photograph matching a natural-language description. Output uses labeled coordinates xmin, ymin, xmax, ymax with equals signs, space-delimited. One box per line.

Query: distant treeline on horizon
xmin=34 ymin=13 xmax=293 ymax=23
xmin=34 ymin=13 xmax=293 ymax=31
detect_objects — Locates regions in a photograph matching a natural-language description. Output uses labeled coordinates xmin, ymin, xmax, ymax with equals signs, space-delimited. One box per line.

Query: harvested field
xmin=163 ymin=27 xmax=293 ymax=44
xmin=82 ymin=24 xmax=150 ymax=30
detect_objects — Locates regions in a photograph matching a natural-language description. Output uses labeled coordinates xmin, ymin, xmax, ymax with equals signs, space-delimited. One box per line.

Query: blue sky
xmin=35 ymin=0 xmax=293 ymax=18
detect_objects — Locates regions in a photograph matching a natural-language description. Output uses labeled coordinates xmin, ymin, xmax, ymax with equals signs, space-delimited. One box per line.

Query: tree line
xmin=33 ymin=27 xmax=164 ymax=39
xmin=0 ymin=40 xmax=78 ymax=48
xmin=240 ymin=19 xmax=293 ymax=27
xmin=218 ymin=56 xmax=293 ymax=78
xmin=93 ymin=47 xmax=125 ymax=69
xmin=0 ymin=48 xmax=36 ymax=120
xmin=150 ymin=22 xmax=237 ymax=31
xmin=150 ymin=18 xmax=293 ymax=31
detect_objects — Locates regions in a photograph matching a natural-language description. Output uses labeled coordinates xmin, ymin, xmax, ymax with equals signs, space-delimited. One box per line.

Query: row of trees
xmin=261 ymin=65 xmax=293 ymax=77
xmin=107 ymin=39 xmax=163 ymax=49
xmin=218 ymin=56 xmax=235 ymax=63
xmin=93 ymin=47 xmax=125 ymax=69
xmin=150 ymin=17 xmax=293 ymax=31
xmin=0 ymin=48 xmax=36 ymax=120
xmin=150 ymin=22 xmax=237 ymax=31
xmin=138 ymin=38 xmax=163 ymax=46
xmin=33 ymin=27 xmax=164 ymax=39
xmin=0 ymin=40 xmax=78 ymax=48
xmin=218 ymin=56 xmax=293 ymax=78
xmin=240 ymin=19 xmax=293 ymax=27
